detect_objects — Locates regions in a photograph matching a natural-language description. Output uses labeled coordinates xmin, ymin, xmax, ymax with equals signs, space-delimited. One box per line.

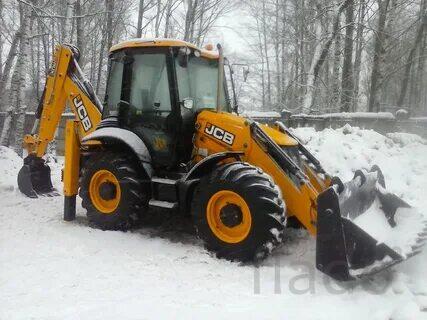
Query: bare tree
xmin=302 ymin=0 xmax=351 ymax=112
xmin=368 ymin=0 xmax=391 ymax=112
xmin=0 ymin=0 xmax=32 ymax=153
xmin=340 ymin=0 xmax=354 ymax=112
xmin=397 ymin=6 xmax=426 ymax=108
xmin=352 ymin=0 xmax=367 ymax=112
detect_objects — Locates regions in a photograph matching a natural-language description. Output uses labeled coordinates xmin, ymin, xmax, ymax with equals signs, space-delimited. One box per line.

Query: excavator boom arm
xmin=18 ymin=44 xmax=102 ymax=199
xmin=24 ymin=45 xmax=102 ymax=158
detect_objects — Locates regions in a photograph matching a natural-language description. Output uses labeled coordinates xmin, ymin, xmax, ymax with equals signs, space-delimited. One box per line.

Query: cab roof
xmin=109 ymin=38 xmax=219 ymax=59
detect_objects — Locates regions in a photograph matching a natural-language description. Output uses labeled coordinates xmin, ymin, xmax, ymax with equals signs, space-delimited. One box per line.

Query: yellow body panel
xmin=110 ymin=38 xmax=218 ymax=59
xmin=260 ymin=125 xmax=298 ymax=146
xmin=194 ymin=110 xmax=324 ymax=235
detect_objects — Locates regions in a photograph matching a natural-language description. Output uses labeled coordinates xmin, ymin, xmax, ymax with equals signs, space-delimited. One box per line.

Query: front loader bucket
xmin=316 ymin=169 xmax=427 ymax=281
xmin=17 ymin=155 xmax=56 ymax=198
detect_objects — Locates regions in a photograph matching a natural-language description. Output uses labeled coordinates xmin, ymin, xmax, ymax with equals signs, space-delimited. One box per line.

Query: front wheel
xmin=79 ymin=151 xmax=149 ymax=230
xmin=191 ymin=162 xmax=286 ymax=262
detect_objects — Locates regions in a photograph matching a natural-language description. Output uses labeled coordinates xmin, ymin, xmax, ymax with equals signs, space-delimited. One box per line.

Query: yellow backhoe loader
xmin=17 ymin=40 xmax=426 ymax=281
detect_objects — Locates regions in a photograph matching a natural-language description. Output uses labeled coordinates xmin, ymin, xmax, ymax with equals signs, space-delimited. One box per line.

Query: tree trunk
xmin=96 ymin=0 xmax=114 ymax=94
xmin=136 ymin=0 xmax=145 ymax=37
xmin=184 ymin=0 xmax=195 ymax=41
xmin=340 ymin=0 xmax=355 ymax=112
xmin=154 ymin=0 xmax=162 ymax=37
xmin=64 ymin=0 xmax=75 ymax=43
xmin=368 ymin=0 xmax=390 ymax=112
xmin=280 ymin=0 xmax=287 ymax=104
xmin=262 ymin=1 xmax=272 ymax=106
xmin=302 ymin=0 xmax=350 ymax=112
xmin=302 ymin=18 xmax=322 ymax=113
xmin=397 ymin=12 xmax=426 ymax=108
xmin=331 ymin=9 xmax=341 ymax=111
xmin=105 ymin=0 xmax=114 ymax=50
xmin=352 ymin=0 xmax=366 ymax=111
xmin=0 ymin=28 xmax=21 ymax=111
xmin=256 ymin=17 xmax=266 ymax=109
xmin=0 ymin=107 xmax=13 ymax=146
xmin=274 ymin=0 xmax=281 ymax=106
xmin=415 ymin=17 xmax=426 ymax=113
xmin=75 ymin=0 xmax=84 ymax=66
xmin=164 ymin=0 xmax=173 ymax=38
xmin=0 ymin=0 xmax=3 ymax=81
xmin=0 ymin=1 xmax=32 ymax=153
xmin=195 ymin=0 xmax=205 ymax=46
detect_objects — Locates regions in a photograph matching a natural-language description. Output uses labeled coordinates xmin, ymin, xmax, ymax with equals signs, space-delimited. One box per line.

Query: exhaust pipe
xmin=216 ymin=43 xmax=224 ymax=112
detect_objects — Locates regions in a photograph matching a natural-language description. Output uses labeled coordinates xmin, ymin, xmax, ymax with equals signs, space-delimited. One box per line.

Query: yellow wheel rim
xmin=89 ymin=169 xmax=121 ymax=214
xmin=206 ymin=190 xmax=252 ymax=244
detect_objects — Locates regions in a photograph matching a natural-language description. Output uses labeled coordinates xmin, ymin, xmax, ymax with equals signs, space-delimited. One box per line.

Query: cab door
xmin=105 ymin=48 xmax=180 ymax=169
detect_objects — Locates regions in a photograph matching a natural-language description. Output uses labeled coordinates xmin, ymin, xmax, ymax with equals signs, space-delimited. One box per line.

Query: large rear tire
xmin=79 ymin=151 xmax=149 ymax=230
xmin=192 ymin=162 xmax=286 ymax=262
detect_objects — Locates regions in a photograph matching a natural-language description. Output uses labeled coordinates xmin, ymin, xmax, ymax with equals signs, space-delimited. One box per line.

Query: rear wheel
xmin=79 ymin=151 xmax=149 ymax=230
xmin=192 ymin=162 xmax=286 ymax=262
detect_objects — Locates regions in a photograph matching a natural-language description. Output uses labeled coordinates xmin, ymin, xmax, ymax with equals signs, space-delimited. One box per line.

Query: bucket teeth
xmin=419 ymin=231 xmax=427 ymax=238
xmin=411 ymin=242 xmax=426 ymax=252
xmin=416 ymin=236 xmax=427 ymax=244
xmin=407 ymin=249 xmax=423 ymax=258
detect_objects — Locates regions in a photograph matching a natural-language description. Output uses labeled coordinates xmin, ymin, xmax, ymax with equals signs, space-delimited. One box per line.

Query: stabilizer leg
xmin=63 ymin=120 xmax=80 ymax=221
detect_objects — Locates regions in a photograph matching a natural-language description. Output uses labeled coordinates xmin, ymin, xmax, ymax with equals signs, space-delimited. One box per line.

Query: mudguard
xmin=177 ymin=151 xmax=243 ymax=215
xmin=184 ymin=151 xmax=243 ymax=181
xmin=82 ymin=127 xmax=153 ymax=177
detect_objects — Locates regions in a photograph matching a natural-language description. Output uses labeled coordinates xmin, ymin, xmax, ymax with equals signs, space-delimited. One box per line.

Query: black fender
xmin=82 ymin=127 xmax=153 ymax=177
xmin=178 ymin=151 xmax=243 ymax=214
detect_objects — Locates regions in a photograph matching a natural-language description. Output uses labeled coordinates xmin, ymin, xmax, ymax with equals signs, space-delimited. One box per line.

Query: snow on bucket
xmin=316 ymin=169 xmax=427 ymax=281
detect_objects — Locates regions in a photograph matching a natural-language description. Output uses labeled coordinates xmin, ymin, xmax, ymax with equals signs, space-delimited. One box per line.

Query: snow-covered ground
xmin=1 ymin=125 xmax=427 ymax=320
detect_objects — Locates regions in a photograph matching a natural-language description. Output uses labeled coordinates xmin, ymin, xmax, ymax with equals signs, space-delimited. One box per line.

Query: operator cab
xmin=102 ymin=39 xmax=231 ymax=170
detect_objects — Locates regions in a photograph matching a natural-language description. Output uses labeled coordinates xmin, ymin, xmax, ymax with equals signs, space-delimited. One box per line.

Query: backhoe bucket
xmin=316 ymin=168 xmax=427 ymax=281
xmin=17 ymin=155 xmax=56 ymax=198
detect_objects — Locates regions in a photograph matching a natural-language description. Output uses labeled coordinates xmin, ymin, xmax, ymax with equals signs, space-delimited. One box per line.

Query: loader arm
xmin=23 ymin=44 xmax=102 ymax=157
xmin=194 ymin=110 xmax=426 ymax=280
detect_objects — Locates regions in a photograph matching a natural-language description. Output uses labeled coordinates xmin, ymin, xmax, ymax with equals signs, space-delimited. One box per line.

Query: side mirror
xmin=181 ymin=98 xmax=194 ymax=110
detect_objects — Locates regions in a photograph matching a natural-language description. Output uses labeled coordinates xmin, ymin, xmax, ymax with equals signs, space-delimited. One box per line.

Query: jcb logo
xmin=204 ymin=123 xmax=235 ymax=146
xmin=73 ymin=95 xmax=92 ymax=132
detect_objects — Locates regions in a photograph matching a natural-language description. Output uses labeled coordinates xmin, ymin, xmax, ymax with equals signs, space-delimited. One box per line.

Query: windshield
xmin=103 ymin=52 xmax=171 ymax=118
xmin=175 ymin=56 xmax=229 ymax=112
xmin=129 ymin=53 xmax=171 ymax=113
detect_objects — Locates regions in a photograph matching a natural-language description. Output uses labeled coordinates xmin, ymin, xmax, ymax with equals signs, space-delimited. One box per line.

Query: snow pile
xmin=242 ymin=110 xmax=281 ymax=118
xmin=0 ymin=146 xmax=22 ymax=193
xmin=292 ymin=125 xmax=427 ymax=208
xmin=386 ymin=132 xmax=426 ymax=147
xmin=293 ymin=112 xmax=395 ymax=119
